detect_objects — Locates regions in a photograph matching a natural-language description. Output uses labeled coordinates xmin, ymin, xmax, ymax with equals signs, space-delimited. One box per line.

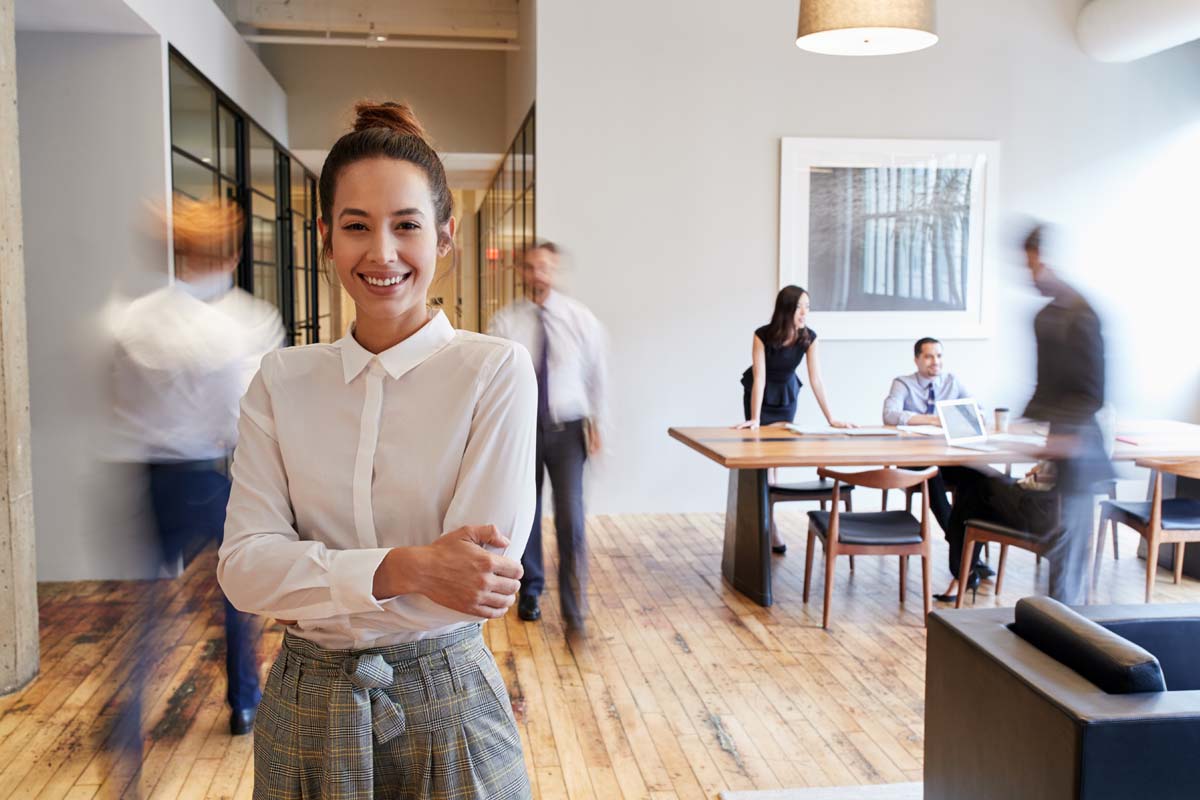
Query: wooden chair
xmin=769 ymin=478 xmax=855 ymax=556
xmin=1093 ymin=458 xmax=1200 ymax=602
xmin=881 ymin=467 xmax=977 ymax=559
xmin=955 ymin=517 xmax=1061 ymax=608
xmin=899 ymin=478 xmax=955 ymax=515
xmin=804 ymin=466 xmax=937 ymax=629
xmin=952 ymin=480 xmax=1123 ymax=608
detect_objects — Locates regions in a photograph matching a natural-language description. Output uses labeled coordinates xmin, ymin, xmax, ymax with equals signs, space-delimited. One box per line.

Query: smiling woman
xmin=217 ymin=102 xmax=536 ymax=799
xmin=315 ymin=104 xmax=456 ymax=353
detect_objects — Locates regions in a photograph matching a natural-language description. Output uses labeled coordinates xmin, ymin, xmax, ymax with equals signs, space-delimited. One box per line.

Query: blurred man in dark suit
xmin=938 ymin=224 xmax=1110 ymax=605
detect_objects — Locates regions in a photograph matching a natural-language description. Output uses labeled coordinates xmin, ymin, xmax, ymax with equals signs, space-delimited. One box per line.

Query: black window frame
xmin=477 ymin=105 xmax=535 ymax=332
xmin=167 ymin=47 xmax=322 ymax=344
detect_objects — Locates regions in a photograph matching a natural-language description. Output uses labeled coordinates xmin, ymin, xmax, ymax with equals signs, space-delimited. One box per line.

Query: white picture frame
xmin=779 ymin=137 xmax=1000 ymax=340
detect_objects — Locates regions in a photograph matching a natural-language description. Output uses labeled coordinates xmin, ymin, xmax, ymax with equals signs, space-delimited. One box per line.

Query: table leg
xmin=722 ymin=468 xmax=772 ymax=606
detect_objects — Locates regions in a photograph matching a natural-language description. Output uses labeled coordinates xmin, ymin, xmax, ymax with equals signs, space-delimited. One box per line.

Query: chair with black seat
xmin=768 ymin=477 xmax=855 ymax=553
xmin=804 ymin=466 xmax=937 ymax=629
xmin=955 ymin=516 xmax=1062 ymax=608
xmin=1093 ymin=458 xmax=1200 ymax=602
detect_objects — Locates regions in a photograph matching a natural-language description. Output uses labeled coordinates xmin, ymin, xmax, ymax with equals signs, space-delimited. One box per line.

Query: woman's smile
xmin=358 ymin=269 xmax=414 ymax=295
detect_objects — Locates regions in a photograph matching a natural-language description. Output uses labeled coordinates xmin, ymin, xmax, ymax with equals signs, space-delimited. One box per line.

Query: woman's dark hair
xmin=762 ymin=285 xmax=811 ymax=349
xmin=318 ymin=101 xmax=453 ymax=254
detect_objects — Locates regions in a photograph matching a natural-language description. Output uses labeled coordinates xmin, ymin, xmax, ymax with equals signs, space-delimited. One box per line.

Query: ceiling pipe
xmin=243 ymin=34 xmax=519 ymax=52
xmin=1077 ymin=0 xmax=1200 ymax=62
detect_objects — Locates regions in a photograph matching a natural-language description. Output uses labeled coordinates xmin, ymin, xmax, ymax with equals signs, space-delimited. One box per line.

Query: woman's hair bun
xmin=352 ymin=101 xmax=430 ymax=145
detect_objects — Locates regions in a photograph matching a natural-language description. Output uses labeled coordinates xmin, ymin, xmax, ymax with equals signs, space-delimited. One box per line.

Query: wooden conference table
xmin=668 ymin=421 xmax=1200 ymax=606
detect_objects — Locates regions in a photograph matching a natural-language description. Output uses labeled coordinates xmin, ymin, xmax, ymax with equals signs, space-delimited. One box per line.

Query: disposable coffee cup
xmin=994 ymin=408 xmax=1011 ymax=433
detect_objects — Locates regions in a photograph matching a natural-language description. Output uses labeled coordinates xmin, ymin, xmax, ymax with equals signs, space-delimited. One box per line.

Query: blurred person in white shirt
xmin=109 ymin=196 xmax=283 ymax=736
xmin=489 ymin=242 xmax=607 ymax=637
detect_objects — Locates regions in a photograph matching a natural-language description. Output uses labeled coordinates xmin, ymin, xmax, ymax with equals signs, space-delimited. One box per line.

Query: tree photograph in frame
xmin=779 ymin=138 xmax=999 ymax=340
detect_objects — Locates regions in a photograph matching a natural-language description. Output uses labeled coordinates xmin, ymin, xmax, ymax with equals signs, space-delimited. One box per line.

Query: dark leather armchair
xmin=926 ymin=598 xmax=1200 ymax=800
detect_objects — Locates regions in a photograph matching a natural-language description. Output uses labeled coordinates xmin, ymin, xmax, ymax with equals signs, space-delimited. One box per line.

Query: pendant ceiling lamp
xmin=796 ymin=0 xmax=938 ymax=56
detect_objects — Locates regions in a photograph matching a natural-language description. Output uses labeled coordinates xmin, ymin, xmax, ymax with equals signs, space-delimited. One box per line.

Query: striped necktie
xmin=925 ymin=383 xmax=936 ymax=415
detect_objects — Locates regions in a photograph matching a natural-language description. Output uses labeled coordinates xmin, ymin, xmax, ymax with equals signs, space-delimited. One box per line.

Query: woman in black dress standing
xmin=737 ymin=285 xmax=852 ymax=431
xmin=737 ymin=286 xmax=854 ymax=550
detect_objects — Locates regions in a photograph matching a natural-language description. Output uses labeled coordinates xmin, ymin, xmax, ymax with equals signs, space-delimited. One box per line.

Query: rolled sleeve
xmin=882 ymin=379 xmax=915 ymax=426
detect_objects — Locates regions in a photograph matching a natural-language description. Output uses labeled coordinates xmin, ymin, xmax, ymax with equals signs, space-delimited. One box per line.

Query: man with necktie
xmin=489 ymin=242 xmax=608 ymax=638
xmin=881 ymin=338 xmax=996 ymax=589
xmin=882 ymin=337 xmax=970 ymax=429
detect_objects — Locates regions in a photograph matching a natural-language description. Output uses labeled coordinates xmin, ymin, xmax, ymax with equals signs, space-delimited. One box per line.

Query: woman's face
xmin=319 ymin=157 xmax=452 ymax=328
xmin=792 ymin=292 xmax=811 ymax=329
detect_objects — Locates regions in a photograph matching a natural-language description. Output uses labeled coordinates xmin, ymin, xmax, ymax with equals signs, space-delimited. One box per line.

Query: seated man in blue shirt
xmin=883 ymin=337 xmax=969 ymax=428
xmin=882 ymin=338 xmax=994 ymax=578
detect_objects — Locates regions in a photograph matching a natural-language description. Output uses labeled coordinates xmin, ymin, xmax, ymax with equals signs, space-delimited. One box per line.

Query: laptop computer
xmin=935 ymin=398 xmax=1004 ymax=452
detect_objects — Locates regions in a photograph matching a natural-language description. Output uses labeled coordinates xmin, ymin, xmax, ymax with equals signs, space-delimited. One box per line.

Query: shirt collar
xmin=337 ymin=310 xmax=455 ymax=384
xmin=175 ymin=274 xmax=234 ymax=302
xmin=540 ymin=289 xmax=564 ymax=316
xmin=914 ymin=372 xmax=941 ymax=390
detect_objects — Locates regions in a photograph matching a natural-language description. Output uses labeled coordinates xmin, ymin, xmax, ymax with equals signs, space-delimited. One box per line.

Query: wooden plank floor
xmin=5 ymin=507 xmax=1199 ymax=799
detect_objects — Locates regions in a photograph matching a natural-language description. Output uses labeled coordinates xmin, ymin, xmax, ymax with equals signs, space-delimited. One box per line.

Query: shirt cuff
xmin=329 ymin=547 xmax=392 ymax=614
xmin=897 ymin=410 xmax=915 ymax=425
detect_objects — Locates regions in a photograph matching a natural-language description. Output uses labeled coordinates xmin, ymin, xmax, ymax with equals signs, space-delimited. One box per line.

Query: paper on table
xmin=898 ymin=424 xmax=944 ymax=436
xmin=785 ymin=424 xmax=837 ymax=435
xmin=785 ymin=424 xmax=899 ymax=436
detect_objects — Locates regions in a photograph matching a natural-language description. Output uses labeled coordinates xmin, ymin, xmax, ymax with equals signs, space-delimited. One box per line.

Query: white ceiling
xmin=235 ymin=0 xmax=518 ymax=45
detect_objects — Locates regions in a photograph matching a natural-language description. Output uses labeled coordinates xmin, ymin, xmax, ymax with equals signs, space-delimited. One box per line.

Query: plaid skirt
xmin=253 ymin=624 xmax=531 ymax=800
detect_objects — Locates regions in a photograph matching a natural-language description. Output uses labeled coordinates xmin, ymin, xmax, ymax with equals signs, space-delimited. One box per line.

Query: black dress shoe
xmin=230 ymin=707 xmax=256 ymax=736
xmin=518 ymin=595 xmax=541 ymax=622
xmin=772 ymin=544 xmax=787 ymax=555
xmin=976 ymin=563 xmax=996 ymax=579
xmin=932 ymin=592 xmax=958 ymax=603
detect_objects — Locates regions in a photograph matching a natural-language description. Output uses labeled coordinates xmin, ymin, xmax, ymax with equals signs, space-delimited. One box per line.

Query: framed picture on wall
xmin=779 ymin=138 xmax=1000 ymax=340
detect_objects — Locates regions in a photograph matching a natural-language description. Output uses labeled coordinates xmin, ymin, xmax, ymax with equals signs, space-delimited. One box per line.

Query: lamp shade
xmin=796 ymin=0 xmax=938 ymax=56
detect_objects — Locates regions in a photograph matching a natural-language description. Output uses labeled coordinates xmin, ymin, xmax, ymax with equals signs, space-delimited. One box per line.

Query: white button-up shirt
xmin=217 ymin=311 xmax=537 ymax=649
xmin=881 ymin=371 xmax=970 ymax=426
xmin=108 ymin=278 xmax=284 ymax=461
xmin=488 ymin=290 xmax=607 ymax=427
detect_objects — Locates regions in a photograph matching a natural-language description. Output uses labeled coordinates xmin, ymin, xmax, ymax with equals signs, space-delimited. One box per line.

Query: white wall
xmin=537 ymin=0 xmax=1200 ymax=513
xmin=17 ymin=32 xmax=169 ymax=580
xmin=123 ymin=0 xmax=288 ymax=143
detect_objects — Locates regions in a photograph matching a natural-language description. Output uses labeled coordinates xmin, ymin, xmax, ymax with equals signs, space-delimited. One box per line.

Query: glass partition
xmin=476 ymin=107 xmax=535 ymax=331
xmin=168 ymin=50 xmax=321 ymax=344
